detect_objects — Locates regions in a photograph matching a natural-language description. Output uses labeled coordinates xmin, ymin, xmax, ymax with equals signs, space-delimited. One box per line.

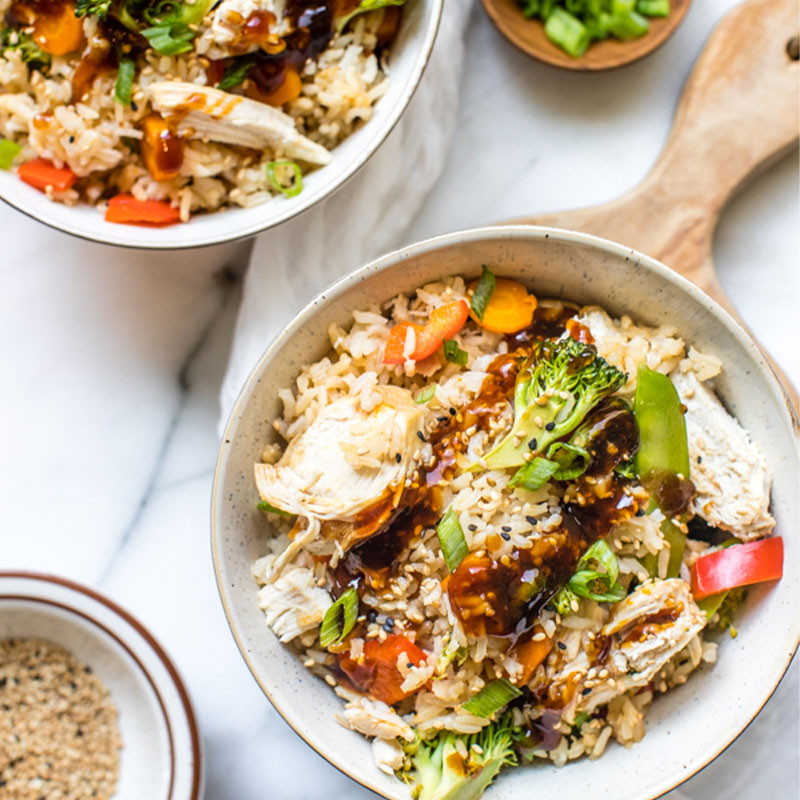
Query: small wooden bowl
xmin=482 ymin=0 xmax=692 ymax=70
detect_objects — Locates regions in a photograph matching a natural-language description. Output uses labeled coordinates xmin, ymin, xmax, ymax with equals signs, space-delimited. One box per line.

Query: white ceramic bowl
xmin=0 ymin=0 xmax=441 ymax=249
xmin=0 ymin=572 xmax=203 ymax=800
xmin=211 ymin=226 xmax=799 ymax=800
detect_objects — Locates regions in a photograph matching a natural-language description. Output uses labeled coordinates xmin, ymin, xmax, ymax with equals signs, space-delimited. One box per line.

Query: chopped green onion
xmin=257 ymin=500 xmax=292 ymax=516
xmin=580 ymin=539 xmax=620 ymax=583
xmin=462 ymin=679 xmax=522 ymax=717
xmin=608 ymin=8 xmax=649 ymax=39
xmin=636 ymin=0 xmax=669 ymax=15
xmin=415 ymin=385 xmax=436 ymax=404
xmin=443 ymin=338 xmax=468 ymax=367
xmin=0 ymin=139 xmax=22 ymax=170
xmin=114 ymin=58 xmax=135 ymax=106
xmin=553 ymin=539 xmax=626 ymax=613
xmin=140 ymin=23 xmax=196 ymax=56
xmin=614 ymin=458 xmax=637 ymax=480
xmin=508 ymin=457 xmax=560 ymax=491
xmin=335 ymin=0 xmax=405 ymax=34
xmin=470 ymin=265 xmax=496 ymax=321
xmin=572 ymin=711 xmax=590 ymax=731
xmin=266 ymin=160 xmax=303 ymax=198
xmin=546 ymin=441 xmax=590 ymax=481
xmin=319 ymin=587 xmax=359 ymax=647
xmin=437 ymin=507 xmax=468 ymax=573
xmin=544 ymin=7 xmax=591 ymax=57
xmin=218 ymin=55 xmax=257 ymax=91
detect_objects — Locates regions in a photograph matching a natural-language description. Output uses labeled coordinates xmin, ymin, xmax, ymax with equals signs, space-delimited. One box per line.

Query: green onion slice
xmin=546 ymin=441 xmax=590 ymax=481
xmin=552 ymin=540 xmax=626 ymax=613
xmin=257 ymin=499 xmax=292 ymax=516
xmin=437 ymin=507 xmax=468 ymax=573
xmin=462 ymin=678 xmax=522 ymax=717
xmin=266 ymin=160 xmax=303 ymax=198
xmin=415 ymin=385 xmax=436 ymax=404
xmin=443 ymin=338 xmax=468 ymax=366
xmin=509 ymin=457 xmax=560 ymax=491
xmin=0 ymin=139 xmax=22 ymax=170
xmin=218 ymin=55 xmax=257 ymax=91
xmin=319 ymin=587 xmax=359 ymax=648
xmin=470 ymin=265 xmax=496 ymax=321
xmin=114 ymin=58 xmax=135 ymax=106
xmin=140 ymin=22 xmax=195 ymax=55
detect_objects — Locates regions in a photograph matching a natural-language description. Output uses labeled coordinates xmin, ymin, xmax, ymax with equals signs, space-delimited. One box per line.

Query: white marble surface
xmin=1 ymin=2 xmax=798 ymax=799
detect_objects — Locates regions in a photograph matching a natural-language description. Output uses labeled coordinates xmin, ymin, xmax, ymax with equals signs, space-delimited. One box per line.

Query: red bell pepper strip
xmin=383 ymin=300 xmax=469 ymax=365
xmin=691 ymin=537 xmax=783 ymax=600
xmin=338 ymin=633 xmax=427 ymax=705
xmin=105 ymin=194 xmax=181 ymax=226
xmin=18 ymin=159 xmax=77 ymax=192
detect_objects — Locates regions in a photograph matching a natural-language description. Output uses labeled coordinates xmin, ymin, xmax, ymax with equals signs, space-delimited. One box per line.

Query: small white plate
xmin=0 ymin=572 xmax=203 ymax=800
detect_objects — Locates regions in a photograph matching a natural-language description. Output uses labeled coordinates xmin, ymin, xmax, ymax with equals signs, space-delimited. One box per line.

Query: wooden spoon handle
xmin=520 ymin=0 xmax=799 ymax=407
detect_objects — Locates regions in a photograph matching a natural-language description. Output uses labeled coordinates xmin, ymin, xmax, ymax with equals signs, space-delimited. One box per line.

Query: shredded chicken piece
xmin=371 ymin=737 xmax=405 ymax=775
xmin=339 ymin=695 xmax=415 ymax=742
xmin=255 ymin=385 xmax=423 ymax=550
xmin=672 ymin=370 xmax=774 ymax=540
xmin=257 ymin=566 xmax=331 ymax=642
xmin=576 ymin=579 xmax=706 ymax=713
xmin=148 ymin=81 xmax=331 ymax=165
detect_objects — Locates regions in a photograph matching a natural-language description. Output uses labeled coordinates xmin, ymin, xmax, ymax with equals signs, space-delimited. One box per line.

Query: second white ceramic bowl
xmin=212 ymin=226 xmax=799 ymax=800
xmin=0 ymin=0 xmax=441 ymax=249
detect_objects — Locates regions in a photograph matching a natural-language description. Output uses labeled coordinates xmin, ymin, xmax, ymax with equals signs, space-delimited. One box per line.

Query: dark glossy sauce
xmin=508 ymin=300 xmax=579 ymax=346
xmin=640 ymin=468 xmax=695 ymax=517
xmin=577 ymin=398 xmax=639 ymax=476
xmin=619 ymin=606 xmax=682 ymax=644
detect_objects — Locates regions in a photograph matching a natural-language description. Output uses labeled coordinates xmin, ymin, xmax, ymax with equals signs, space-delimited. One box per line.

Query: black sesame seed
xmin=68 ymin=135 xmax=75 ymax=143
xmin=395 ymin=453 xmax=402 ymax=463
xmin=581 ymin=687 xmax=592 ymax=696
xmin=557 ymin=641 xmax=567 ymax=651
xmin=545 ymin=422 xmax=555 ymax=431
xmin=449 ymin=407 xmax=456 ymax=416
xmin=131 ymin=101 xmax=138 ymax=111
xmin=697 ymin=456 xmax=702 ymax=464
xmin=528 ymin=437 xmax=538 ymax=451
xmin=368 ymin=611 xmax=377 ymax=622
xmin=407 ymin=662 xmax=414 ymax=669
xmin=437 ymin=416 xmax=449 ymax=423
xmin=501 ymin=532 xmax=511 ymax=541
xmin=417 ymin=431 xmax=426 ymax=442
xmin=501 ymin=525 xmax=512 ymax=532
xmin=525 ymin=515 xmax=538 ymax=525
xmin=635 ymin=508 xmax=645 ymax=517
xmin=468 ymin=524 xmax=477 ymax=532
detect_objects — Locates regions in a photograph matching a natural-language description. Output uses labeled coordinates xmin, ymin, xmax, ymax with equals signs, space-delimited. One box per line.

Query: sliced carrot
xmin=514 ymin=627 xmax=553 ymax=685
xmin=33 ymin=0 xmax=86 ymax=55
xmin=105 ymin=194 xmax=181 ymax=226
xmin=140 ymin=114 xmax=184 ymax=182
xmin=246 ymin=67 xmax=302 ymax=107
xmin=18 ymin=158 xmax=77 ymax=192
xmin=383 ymin=300 xmax=469 ymax=365
xmin=469 ymin=277 xmax=537 ymax=334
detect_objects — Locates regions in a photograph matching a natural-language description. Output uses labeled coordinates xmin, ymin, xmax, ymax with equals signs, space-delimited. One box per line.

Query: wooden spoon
xmin=511 ymin=0 xmax=800 ymax=409
xmin=482 ymin=0 xmax=692 ymax=70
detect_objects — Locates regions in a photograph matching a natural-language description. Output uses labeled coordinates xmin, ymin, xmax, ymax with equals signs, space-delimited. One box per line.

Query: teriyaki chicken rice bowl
xmin=250 ymin=268 xmax=784 ymax=800
xmin=0 ymin=0 xmax=411 ymax=225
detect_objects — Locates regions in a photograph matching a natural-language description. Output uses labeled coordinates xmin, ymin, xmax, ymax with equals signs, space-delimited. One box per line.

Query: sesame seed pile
xmin=0 ymin=638 xmax=122 ymax=800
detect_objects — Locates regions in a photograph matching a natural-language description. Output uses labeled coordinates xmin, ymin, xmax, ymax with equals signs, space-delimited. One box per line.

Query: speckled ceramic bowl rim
xmin=0 ymin=570 xmax=204 ymax=800
xmin=0 ymin=0 xmax=442 ymax=250
xmin=211 ymin=225 xmax=799 ymax=800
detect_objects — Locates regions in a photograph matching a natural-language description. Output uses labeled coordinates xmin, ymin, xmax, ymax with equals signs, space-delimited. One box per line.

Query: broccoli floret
xmin=75 ymin=0 xmax=112 ymax=18
xmin=484 ymin=336 xmax=626 ymax=469
xmin=1 ymin=29 xmax=51 ymax=72
xmin=400 ymin=716 xmax=518 ymax=800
